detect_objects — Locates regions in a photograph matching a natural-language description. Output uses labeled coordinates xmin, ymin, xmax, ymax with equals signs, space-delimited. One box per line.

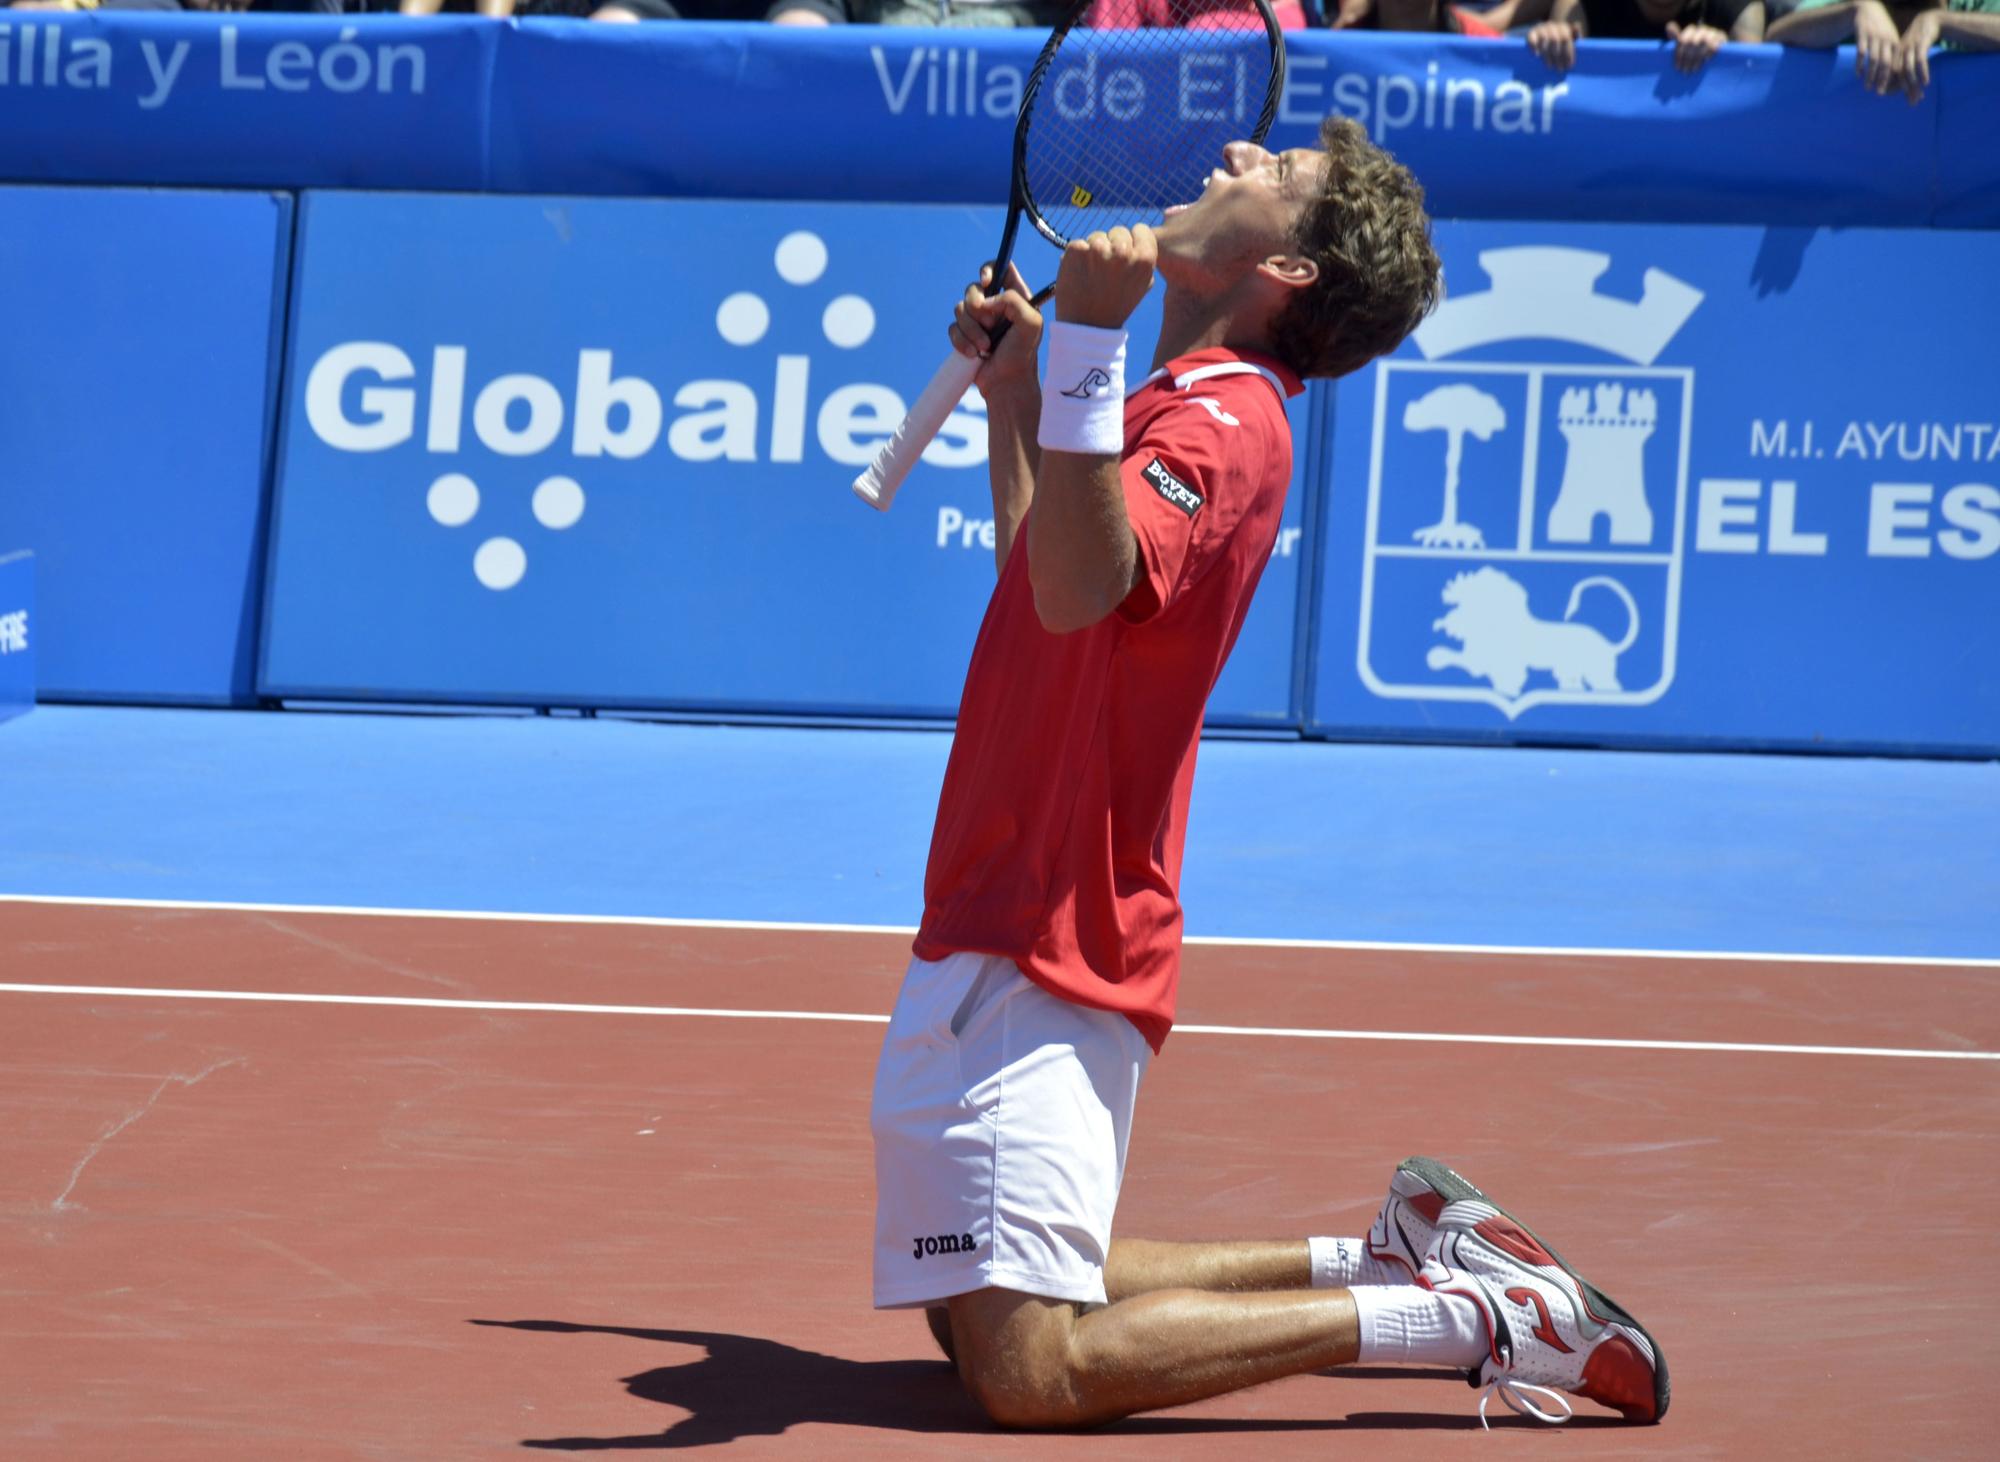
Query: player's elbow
xmin=1030 ymin=575 xmax=1116 ymax=635
xmin=1027 ymin=539 xmax=1137 ymax=634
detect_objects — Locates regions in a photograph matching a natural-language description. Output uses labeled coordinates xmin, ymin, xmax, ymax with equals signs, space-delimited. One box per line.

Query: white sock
xmin=1308 ymin=1235 xmax=1405 ymax=1289
xmin=1350 ymin=1285 xmax=1487 ymax=1367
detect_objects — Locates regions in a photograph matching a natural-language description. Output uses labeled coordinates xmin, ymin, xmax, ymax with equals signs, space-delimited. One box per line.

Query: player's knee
xmin=959 ymin=1357 xmax=1083 ymax=1431
xmin=947 ymin=1289 xmax=1085 ymax=1430
xmin=924 ymin=1304 xmax=956 ymax=1364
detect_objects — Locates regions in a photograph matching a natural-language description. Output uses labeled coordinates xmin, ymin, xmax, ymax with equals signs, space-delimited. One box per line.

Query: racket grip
xmin=851 ymin=349 xmax=983 ymax=512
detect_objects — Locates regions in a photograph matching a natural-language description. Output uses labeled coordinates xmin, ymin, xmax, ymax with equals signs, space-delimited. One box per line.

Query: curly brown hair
xmin=1268 ymin=118 xmax=1441 ymax=381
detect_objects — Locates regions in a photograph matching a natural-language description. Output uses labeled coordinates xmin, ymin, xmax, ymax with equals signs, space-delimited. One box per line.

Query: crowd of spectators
xmin=5 ymin=0 xmax=1993 ymax=103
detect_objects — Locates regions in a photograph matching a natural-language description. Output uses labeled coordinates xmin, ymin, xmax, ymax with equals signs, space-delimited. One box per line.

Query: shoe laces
xmin=1477 ymin=1375 xmax=1574 ymax=1428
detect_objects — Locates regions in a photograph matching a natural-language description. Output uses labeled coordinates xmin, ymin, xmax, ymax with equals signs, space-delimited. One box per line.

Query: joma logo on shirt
xmin=912 ymin=1232 xmax=977 ymax=1261
xmin=1143 ymin=457 xmax=1204 ymax=517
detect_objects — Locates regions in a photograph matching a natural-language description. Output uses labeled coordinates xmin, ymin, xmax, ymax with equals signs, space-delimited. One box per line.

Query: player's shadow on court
xmin=474 ymin=1320 xmax=1624 ymax=1448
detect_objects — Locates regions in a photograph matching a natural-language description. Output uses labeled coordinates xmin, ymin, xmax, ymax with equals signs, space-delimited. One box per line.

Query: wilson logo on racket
xmin=1142 ymin=457 xmax=1203 ymax=518
xmin=1070 ymin=184 xmax=1094 ymax=208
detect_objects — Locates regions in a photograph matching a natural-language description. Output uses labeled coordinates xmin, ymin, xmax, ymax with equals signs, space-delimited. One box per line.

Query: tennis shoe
xmin=1365 ymin=1155 xmax=1500 ymax=1281
xmin=1419 ymin=1199 xmax=1669 ymax=1426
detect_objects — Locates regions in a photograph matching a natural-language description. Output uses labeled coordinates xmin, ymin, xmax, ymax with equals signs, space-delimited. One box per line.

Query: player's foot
xmin=1420 ymin=1199 xmax=1669 ymax=1426
xmin=1366 ymin=1155 xmax=1500 ymax=1281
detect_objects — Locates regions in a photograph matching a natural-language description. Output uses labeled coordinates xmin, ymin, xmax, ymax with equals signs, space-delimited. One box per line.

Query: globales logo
xmin=299 ymin=230 xmax=988 ymax=589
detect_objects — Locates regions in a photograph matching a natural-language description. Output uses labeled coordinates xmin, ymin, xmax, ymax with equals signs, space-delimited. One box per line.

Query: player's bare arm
xmin=950 ymin=263 xmax=1042 ymax=574
xmin=1024 ymin=225 xmax=1157 ymax=634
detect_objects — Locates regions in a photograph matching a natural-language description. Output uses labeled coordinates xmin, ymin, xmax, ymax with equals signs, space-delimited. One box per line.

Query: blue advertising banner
xmin=0 ymin=19 xmax=1994 ymax=227
xmin=0 ymin=551 xmax=31 ymax=723
xmin=0 ymin=185 xmax=291 ymax=704
xmin=260 ymin=192 xmax=1308 ymax=722
xmin=1308 ymin=221 xmax=2000 ymax=755
xmin=0 ymin=15 xmax=495 ymax=190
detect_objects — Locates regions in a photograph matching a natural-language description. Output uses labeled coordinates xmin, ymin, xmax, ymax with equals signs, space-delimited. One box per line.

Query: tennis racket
xmin=851 ymin=0 xmax=1286 ymax=511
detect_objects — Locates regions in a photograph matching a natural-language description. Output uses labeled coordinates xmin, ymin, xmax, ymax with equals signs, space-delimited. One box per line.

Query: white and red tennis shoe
xmin=1365 ymin=1155 xmax=1499 ymax=1281
xmin=1419 ymin=1198 xmax=1669 ymax=1426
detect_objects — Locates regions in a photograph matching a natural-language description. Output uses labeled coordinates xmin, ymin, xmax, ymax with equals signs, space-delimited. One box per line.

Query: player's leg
xmin=927 ymin=1238 xmax=1315 ymax=1365
xmin=1104 ymin=1237 xmax=1309 ymax=1297
xmin=946 ymin=1282 xmax=1363 ymax=1428
xmin=1098 ymin=1153 xmax=1496 ymax=1300
xmin=945 ymin=1191 xmax=1667 ymax=1429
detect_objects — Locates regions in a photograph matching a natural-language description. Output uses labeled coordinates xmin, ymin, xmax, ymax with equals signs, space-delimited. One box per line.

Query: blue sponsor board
xmin=1 ymin=19 xmax=1995 ymax=227
xmin=0 ymin=185 xmax=290 ymax=704
xmin=261 ymin=192 xmax=1307 ymax=723
xmin=0 ymin=14 xmax=494 ymax=191
xmin=0 ymin=551 xmax=31 ymax=722
xmin=1310 ymin=222 xmax=2000 ymax=755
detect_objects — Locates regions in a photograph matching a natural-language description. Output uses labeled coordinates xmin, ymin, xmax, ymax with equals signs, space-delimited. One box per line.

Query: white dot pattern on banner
xmin=427 ymin=473 xmax=479 ymax=527
xmin=774 ymin=231 xmax=828 ymax=286
xmin=474 ymin=537 xmax=527 ymax=591
xmin=822 ymin=295 xmax=876 ymax=349
xmin=533 ymin=476 xmax=585 ymax=530
xmin=716 ymin=292 xmax=770 ymax=347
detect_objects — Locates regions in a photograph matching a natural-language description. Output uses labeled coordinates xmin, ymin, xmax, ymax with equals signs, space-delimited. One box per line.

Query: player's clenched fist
xmin=1054 ymin=225 xmax=1157 ymax=332
xmin=949 ymin=261 xmax=1042 ymax=392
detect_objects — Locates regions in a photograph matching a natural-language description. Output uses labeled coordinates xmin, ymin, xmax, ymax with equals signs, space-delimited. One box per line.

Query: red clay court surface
xmin=4 ymin=900 xmax=1997 ymax=1458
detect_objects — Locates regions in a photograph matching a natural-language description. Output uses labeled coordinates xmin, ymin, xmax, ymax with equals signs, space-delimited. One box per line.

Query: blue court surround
xmin=2 ymin=706 xmax=1993 ymax=959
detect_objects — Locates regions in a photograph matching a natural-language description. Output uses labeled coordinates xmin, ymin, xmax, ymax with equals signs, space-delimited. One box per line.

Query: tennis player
xmin=870 ymin=116 xmax=1668 ymax=1430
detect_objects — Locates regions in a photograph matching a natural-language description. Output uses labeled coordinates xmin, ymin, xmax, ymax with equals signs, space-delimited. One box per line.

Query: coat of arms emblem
xmin=1357 ymin=246 xmax=1704 ymax=720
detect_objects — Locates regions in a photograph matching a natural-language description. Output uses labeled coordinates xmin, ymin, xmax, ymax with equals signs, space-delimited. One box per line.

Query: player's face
xmin=1155 ymin=142 xmax=1326 ymax=286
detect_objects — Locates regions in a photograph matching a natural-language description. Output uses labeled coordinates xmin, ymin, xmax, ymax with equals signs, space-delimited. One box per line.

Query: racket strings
xmin=1021 ymin=14 xmax=1282 ymax=246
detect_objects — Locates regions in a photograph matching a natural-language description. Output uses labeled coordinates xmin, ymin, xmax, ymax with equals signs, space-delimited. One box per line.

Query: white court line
xmin=1 ymin=982 xmax=1994 ymax=1062
xmin=3 ymin=892 xmax=1996 ymax=969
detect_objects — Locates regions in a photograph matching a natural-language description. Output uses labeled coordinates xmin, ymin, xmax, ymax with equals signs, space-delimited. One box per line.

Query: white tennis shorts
xmin=870 ymin=950 xmax=1151 ymax=1310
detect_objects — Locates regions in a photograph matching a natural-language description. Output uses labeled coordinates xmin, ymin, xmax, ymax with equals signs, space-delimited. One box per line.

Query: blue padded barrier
xmin=0 ymin=186 xmax=292 ymax=705
xmin=0 ymin=551 xmax=31 ymax=723
xmin=1307 ymin=220 xmax=2000 ymax=756
xmin=0 ymin=19 xmax=1996 ymax=226
xmin=2 ymin=20 xmax=1995 ymax=751
xmin=258 ymin=192 xmax=1309 ymax=723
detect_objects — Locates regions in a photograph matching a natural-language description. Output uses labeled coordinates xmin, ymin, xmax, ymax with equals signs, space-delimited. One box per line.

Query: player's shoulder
xmin=1153 ymin=349 xmax=1298 ymax=423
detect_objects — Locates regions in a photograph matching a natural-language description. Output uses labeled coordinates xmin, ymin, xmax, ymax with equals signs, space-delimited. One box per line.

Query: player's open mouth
xmin=1165 ymin=170 xmax=1225 ymax=220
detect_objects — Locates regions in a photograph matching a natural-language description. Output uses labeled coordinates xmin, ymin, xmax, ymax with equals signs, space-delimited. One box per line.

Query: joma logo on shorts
xmin=912 ymin=1232 xmax=977 ymax=1261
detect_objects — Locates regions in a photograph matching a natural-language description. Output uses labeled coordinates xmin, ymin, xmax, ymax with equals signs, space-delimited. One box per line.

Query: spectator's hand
xmin=1899 ymin=7 xmax=1942 ymax=103
xmin=1327 ymin=0 xmax=1373 ymax=27
xmin=1527 ymin=20 xmax=1580 ymax=71
xmin=1665 ymin=21 xmax=1727 ymax=71
xmin=1854 ymin=1 xmax=1904 ymax=95
xmin=952 ymin=262 xmax=1042 ymax=395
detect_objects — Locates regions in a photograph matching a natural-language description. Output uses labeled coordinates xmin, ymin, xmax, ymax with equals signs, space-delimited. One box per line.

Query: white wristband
xmin=1037 ymin=321 xmax=1127 ymax=456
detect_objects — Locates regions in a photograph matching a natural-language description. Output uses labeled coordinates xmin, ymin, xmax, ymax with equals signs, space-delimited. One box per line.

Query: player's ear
xmin=1258 ymin=254 xmax=1318 ymax=290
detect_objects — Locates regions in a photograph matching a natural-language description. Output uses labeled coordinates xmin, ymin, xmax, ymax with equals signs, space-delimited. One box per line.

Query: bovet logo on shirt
xmin=912 ymin=1232 xmax=977 ymax=1261
xmin=1142 ymin=457 xmax=1203 ymax=517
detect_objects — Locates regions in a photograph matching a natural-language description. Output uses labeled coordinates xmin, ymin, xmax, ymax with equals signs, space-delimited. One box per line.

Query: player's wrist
xmin=983 ymin=376 xmax=1042 ymax=413
xmin=1037 ymin=322 xmax=1127 ymax=457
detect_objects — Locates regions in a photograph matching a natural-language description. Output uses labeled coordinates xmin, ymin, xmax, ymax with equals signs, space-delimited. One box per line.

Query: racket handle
xmin=852 ymin=349 xmax=983 ymax=512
